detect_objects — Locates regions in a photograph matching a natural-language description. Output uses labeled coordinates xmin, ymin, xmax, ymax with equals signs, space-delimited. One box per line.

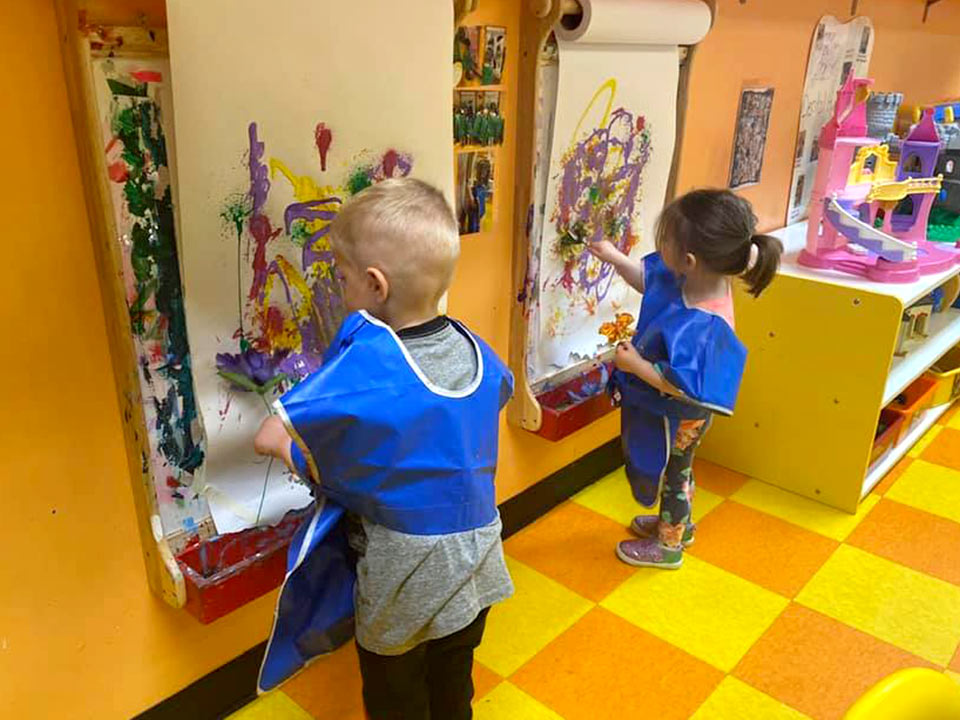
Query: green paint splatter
xmin=113 ymin=94 xmax=204 ymax=475
xmin=220 ymin=194 xmax=253 ymax=239
xmin=107 ymin=78 xmax=147 ymax=97
xmin=346 ymin=166 xmax=373 ymax=195
xmin=290 ymin=218 xmax=311 ymax=247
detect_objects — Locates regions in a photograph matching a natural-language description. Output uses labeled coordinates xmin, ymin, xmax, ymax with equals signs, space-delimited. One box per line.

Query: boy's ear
xmin=365 ymin=266 xmax=389 ymax=304
xmin=684 ymin=252 xmax=698 ymax=272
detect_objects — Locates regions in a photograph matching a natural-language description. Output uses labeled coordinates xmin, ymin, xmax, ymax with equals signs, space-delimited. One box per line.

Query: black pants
xmin=356 ymin=608 xmax=489 ymax=720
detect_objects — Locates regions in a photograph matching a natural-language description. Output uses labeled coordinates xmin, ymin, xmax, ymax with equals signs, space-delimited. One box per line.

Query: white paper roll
xmin=557 ymin=0 xmax=711 ymax=46
xmin=528 ymin=0 xmax=712 ymax=385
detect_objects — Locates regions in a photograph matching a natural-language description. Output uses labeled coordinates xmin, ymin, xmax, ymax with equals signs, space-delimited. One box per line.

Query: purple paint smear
xmin=552 ymin=109 xmax=652 ymax=306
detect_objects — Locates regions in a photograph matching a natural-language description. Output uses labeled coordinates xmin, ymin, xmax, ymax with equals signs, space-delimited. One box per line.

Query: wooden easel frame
xmin=507 ymin=0 xmax=717 ymax=432
xmin=54 ymin=1 xmax=186 ymax=609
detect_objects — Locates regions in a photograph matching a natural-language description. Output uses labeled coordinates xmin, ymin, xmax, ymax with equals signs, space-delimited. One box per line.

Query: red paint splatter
xmin=166 ymin=476 xmax=180 ymax=488
xmin=382 ymin=149 xmax=398 ymax=178
xmin=132 ymin=70 xmax=162 ymax=83
xmin=636 ymin=116 xmax=646 ymax=132
xmin=262 ymin=306 xmax=287 ymax=346
xmin=248 ymin=216 xmax=280 ymax=301
xmin=314 ymin=123 xmax=332 ymax=172
xmin=107 ymin=161 xmax=129 ymax=183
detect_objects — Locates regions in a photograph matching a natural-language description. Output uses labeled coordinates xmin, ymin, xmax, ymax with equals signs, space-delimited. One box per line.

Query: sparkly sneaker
xmin=629 ymin=515 xmax=696 ymax=547
xmin=615 ymin=538 xmax=684 ymax=569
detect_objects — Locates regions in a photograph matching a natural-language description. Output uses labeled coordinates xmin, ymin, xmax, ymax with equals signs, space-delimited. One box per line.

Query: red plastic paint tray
xmin=533 ymin=363 xmax=615 ymax=441
xmin=175 ymin=506 xmax=310 ymax=624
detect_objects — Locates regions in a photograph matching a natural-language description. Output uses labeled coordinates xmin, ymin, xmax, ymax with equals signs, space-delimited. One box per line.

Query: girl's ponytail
xmin=741 ymin=234 xmax=783 ymax=298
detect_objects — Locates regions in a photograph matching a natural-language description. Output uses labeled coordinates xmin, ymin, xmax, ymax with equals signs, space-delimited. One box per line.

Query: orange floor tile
xmin=689 ymin=500 xmax=839 ymax=597
xmin=511 ymin=607 xmax=722 ymax=720
xmin=921 ymin=426 xmax=960 ymax=469
xmin=503 ymin=502 xmax=636 ymax=602
xmin=847 ymin=499 xmax=960 ymax=586
xmin=733 ymin=604 xmax=934 ymax=720
xmin=692 ymin=457 xmax=749 ymax=497
xmin=233 ymin=408 xmax=960 ymax=720
xmin=282 ymin=643 xmax=365 ymax=720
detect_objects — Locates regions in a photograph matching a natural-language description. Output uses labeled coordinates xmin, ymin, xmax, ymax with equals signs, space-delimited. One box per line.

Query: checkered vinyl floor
xmin=232 ymin=405 xmax=960 ymax=720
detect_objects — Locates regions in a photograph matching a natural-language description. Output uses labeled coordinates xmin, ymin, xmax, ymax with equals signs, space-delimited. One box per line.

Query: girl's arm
xmin=587 ymin=240 xmax=645 ymax=293
xmin=614 ymin=342 xmax=682 ymax=397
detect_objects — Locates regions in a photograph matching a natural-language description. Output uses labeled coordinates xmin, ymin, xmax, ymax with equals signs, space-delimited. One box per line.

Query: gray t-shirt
xmin=350 ymin=317 xmax=513 ymax=656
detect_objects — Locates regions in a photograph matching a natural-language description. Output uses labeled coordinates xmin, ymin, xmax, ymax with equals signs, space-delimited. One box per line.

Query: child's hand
xmin=613 ymin=341 xmax=642 ymax=373
xmin=587 ymin=239 xmax=621 ymax=264
xmin=254 ymin=416 xmax=291 ymax=459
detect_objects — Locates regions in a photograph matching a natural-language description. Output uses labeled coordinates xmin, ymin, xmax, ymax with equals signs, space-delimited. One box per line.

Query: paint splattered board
xmin=89 ymin=55 xmax=212 ymax=541
xmin=166 ymin=0 xmax=454 ymax=534
xmin=526 ymin=0 xmax=712 ymax=388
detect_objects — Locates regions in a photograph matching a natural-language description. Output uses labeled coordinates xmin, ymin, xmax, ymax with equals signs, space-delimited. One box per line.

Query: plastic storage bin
xmin=925 ymin=345 xmax=960 ymax=407
xmin=887 ymin=375 xmax=938 ymax=443
xmin=870 ymin=408 xmax=904 ymax=468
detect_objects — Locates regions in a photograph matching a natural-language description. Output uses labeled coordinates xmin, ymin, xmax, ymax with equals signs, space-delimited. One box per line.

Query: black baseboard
xmin=134 ymin=437 xmax=621 ymax=719
xmin=499 ymin=438 xmax=621 ymax=539
xmin=134 ymin=642 xmax=266 ymax=720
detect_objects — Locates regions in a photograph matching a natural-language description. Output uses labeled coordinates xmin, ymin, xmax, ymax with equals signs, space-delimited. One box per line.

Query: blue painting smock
xmin=609 ymin=253 xmax=747 ymax=507
xmin=258 ymin=310 xmax=513 ymax=692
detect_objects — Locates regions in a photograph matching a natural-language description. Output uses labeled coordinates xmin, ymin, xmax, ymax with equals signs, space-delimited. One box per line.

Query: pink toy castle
xmin=800 ymin=74 xmax=960 ymax=283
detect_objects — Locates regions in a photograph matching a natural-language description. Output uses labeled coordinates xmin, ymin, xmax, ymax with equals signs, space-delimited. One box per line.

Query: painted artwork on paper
xmin=92 ymin=58 xmax=208 ymax=536
xmin=534 ymin=78 xmax=649 ymax=381
xmin=216 ymin=123 xmax=412 ymax=392
xmin=167 ymin=0 xmax=453 ymax=535
xmin=729 ymin=87 xmax=775 ymax=189
xmin=202 ymin=120 xmax=413 ymax=532
xmin=788 ymin=15 xmax=873 ymax=223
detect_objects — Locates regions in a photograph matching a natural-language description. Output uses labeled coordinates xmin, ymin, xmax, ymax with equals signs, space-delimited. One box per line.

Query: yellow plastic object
xmin=867 ymin=176 xmax=943 ymax=202
xmin=927 ymin=346 xmax=960 ymax=407
xmin=946 ymin=107 xmax=956 ymax=124
xmin=848 ymin=145 xmax=898 ymax=185
xmin=843 ymin=668 xmax=960 ymax=720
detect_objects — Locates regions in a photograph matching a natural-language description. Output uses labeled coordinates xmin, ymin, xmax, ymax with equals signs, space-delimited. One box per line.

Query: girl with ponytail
xmin=588 ymin=189 xmax=783 ymax=569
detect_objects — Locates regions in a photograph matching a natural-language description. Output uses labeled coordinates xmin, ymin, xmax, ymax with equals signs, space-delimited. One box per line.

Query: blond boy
xmin=255 ymin=179 xmax=513 ymax=719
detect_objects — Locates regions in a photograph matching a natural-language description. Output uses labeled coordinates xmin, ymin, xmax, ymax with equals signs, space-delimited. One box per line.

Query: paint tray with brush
xmin=534 ymin=362 xmax=615 ymax=441
xmin=175 ymin=506 xmax=311 ymax=624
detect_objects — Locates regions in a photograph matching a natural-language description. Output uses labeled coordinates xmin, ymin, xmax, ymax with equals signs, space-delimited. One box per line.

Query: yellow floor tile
xmin=691 ymin=676 xmax=811 ymax=720
xmin=227 ymin=692 xmax=313 ymax=720
xmin=572 ymin=466 xmax=722 ymax=527
xmin=885 ymin=459 xmax=960 ymax=525
xmin=731 ymin=480 xmax=879 ymax=541
xmin=908 ymin=424 xmax=944 ymax=458
xmin=476 ymin=557 xmax=592 ymax=677
xmin=473 ymin=682 xmax=563 ymax=720
xmin=796 ymin=545 xmax=960 ymax=666
xmin=601 ymin=554 xmax=788 ymax=671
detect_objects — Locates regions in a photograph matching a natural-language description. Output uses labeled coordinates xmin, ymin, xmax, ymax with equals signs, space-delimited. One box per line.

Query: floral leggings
xmin=658 ymin=413 xmax=712 ymax=548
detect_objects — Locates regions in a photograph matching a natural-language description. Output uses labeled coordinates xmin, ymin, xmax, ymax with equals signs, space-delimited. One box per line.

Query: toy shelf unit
xmin=800 ymin=74 xmax=960 ymax=284
xmin=699 ymin=218 xmax=960 ymax=513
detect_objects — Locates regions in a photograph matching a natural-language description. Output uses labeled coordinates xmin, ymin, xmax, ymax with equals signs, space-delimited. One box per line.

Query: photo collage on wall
xmin=453 ymin=25 xmax=506 ymax=235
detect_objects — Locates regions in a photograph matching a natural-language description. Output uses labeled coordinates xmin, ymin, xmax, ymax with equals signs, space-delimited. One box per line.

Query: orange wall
xmin=678 ymin=0 xmax=960 ymax=233
xmin=4 ymin=0 xmax=960 ymax=717
xmin=0 ymin=2 xmax=279 ymax=718
xmin=448 ymin=0 xmax=623 ymax=503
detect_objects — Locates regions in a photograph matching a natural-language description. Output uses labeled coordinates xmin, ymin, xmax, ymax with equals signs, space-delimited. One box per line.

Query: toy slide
xmin=824 ymin=196 xmax=918 ymax=262
xmin=867 ymin=176 xmax=942 ymax=202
